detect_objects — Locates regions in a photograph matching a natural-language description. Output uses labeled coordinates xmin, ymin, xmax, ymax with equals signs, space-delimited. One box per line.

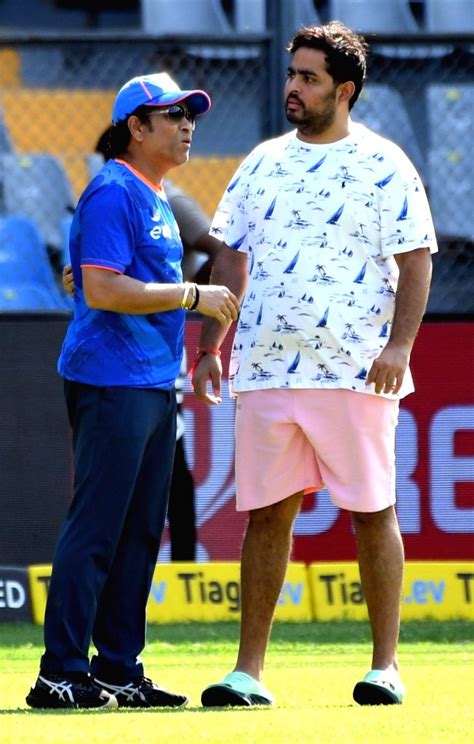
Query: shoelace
xmin=97 ymin=679 xmax=144 ymax=703
xmin=39 ymin=675 xmax=75 ymax=703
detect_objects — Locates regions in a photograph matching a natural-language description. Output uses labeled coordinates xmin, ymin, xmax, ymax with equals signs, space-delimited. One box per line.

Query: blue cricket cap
xmin=112 ymin=72 xmax=211 ymax=125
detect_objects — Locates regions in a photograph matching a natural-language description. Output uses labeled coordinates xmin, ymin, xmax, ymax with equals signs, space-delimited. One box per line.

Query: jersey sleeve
xmin=79 ymin=183 xmax=142 ymax=273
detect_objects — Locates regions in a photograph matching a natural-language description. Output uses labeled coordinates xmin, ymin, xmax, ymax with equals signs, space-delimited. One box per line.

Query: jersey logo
xmin=150 ymin=226 xmax=162 ymax=239
xmin=149 ymin=224 xmax=173 ymax=240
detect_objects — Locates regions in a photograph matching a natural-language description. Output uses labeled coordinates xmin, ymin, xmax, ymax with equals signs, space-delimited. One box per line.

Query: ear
xmin=338 ymin=81 xmax=356 ymax=105
xmin=128 ymin=114 xmax=146 ymax=143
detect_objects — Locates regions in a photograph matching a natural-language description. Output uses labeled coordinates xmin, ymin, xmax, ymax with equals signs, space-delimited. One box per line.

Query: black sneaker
xmin=93 ymin=676 xmax=188 ymax=708
xmin=26 ymin=673 xmax=118 ymax=710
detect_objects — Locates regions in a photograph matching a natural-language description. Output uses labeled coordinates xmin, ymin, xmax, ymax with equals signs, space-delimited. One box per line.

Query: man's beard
xmin=285 ymin=92 xmax=337 ymax=135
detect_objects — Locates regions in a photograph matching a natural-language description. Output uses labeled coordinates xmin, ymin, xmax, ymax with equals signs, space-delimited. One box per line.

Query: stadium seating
xmin=426 ymin=84 xmax=474 ymax=151
xmin=86 ymin=153 xmax=104 ymax=182
xmin=424 ymin=0 xmax=474 ymax=33
xmin=0 ymin=88 xmax=113 ymax=154
xmin=0 ymin=107 xmax=13 ymax=153
xmin=0 ymin=48 xmax=21 ymax=87
xmin=282 ymin=0 xmax=322 ymax=30
xmin=329 ymin=0 xmax=418 ymax=33
xmin=427 ymin=249 xmax=474 ymax=314
xmin=234 ymin=0 xmax=266 ymax=32
xmin=0 ymin=215 xmax=71 ymax=309
xmin=425 ymin=84 xmax=473 ymax=239
xmin=141 ymin=0 xmax=232 ymax=34
xmin=0 ymin=283 xmax=69 ymax=311
xmin=351 ymin=84 xmax=425 ymax=179
xmin=0 ymin=87 xmax=113 ymax=198
xmin=427 ymin=148 xmax=472 ymax=240
xmin=167 ymin=156 xmax=243 ymax=217
xmin=0 ymin=153 xmax=75 ymax=253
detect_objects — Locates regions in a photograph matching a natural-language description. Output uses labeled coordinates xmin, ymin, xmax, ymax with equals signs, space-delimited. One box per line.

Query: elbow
xmin=83 ymin=285 xmax=111 ymax=311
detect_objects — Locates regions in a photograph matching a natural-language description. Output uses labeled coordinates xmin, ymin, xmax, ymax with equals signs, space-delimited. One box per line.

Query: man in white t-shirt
xmin=193 ymin=22 xmax=437 ymax=707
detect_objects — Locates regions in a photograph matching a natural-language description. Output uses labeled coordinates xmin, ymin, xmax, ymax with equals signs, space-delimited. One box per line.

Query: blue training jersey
xmin=58 ymin=159 xmax=185 ymax=388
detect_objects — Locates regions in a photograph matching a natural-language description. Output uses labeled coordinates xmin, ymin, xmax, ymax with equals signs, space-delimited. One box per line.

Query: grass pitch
xmin=0 ymin=621 xmax=472 ymax=744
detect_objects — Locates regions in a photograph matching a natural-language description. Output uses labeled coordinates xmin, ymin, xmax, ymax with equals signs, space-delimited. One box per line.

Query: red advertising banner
xmin=160 ymin=321 xmax=474 ymax=563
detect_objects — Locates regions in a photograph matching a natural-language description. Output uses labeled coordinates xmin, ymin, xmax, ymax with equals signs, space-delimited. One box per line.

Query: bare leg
xmin=234 ymin=492 xmax=303 ymax=681
xmin=352 ymin=505 xmax=404 ymax=670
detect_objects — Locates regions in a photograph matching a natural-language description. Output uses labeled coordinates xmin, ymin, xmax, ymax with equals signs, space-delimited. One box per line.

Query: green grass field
xmin=1 ymin=620 xmax=472 ymax=744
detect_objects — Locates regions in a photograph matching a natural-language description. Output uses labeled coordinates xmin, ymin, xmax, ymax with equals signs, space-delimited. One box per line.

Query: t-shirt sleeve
xmin=379 ymin=150 xmax=438 ymax=258
xmin=210 ymin=146 xmax=267 ymax=254
xmin=79 ymin=183 xmax=141 ymax=273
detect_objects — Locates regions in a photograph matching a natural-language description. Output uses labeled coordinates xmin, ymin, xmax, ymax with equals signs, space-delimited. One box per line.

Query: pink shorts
xmin=234 ymin=388 xmax=399 ymax=513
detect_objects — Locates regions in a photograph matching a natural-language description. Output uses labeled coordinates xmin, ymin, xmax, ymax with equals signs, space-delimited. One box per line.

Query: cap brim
xmin=145 ymin=89 xmax=211 ymax=115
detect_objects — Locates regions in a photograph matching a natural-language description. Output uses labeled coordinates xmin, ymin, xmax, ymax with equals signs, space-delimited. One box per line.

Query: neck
xmin=119 ymin=152 xmax=167 ymax=188
xmin=296 ymin=118 xmax=350 ymax=145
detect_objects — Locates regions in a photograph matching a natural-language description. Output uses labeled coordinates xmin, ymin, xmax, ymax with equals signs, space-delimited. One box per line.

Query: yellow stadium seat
xmin=0 ymin=88 xmax=114 ymax=153
xmin=0 ymin=48 xmax=21 ymax=87
xmin=167 ymin=157 xmax=242 ymax=217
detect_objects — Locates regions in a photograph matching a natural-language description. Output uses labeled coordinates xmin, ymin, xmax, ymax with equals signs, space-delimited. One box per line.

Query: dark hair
xmin=287 ymin=21 xmax=368 ymax=110
xmin=103 ymin=105 xmax=155 ymax=159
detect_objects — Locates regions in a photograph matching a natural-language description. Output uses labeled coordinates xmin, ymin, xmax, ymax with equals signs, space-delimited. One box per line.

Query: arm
xmin=366 ymin=247 xmax=432 ymax=395
xmin=83 ymin=268 xmax=187 ymax=314
xmin=81 ymin=267 xmax=239 ymax=324
xmin=61 ymin=260 xmax=238 ymax=323
xmin=192 ymin=243 xmax=249 ymax=405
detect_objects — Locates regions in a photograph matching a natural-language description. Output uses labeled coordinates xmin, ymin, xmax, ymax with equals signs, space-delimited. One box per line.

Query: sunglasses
xmin=146 ymin=105 xmax=196 ymax=127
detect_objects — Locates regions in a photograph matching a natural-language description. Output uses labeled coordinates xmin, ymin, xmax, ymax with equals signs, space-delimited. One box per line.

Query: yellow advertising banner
xmin=27 ymin=564 xmax=52 ymax=625
xmin=27 ymin=561 xmax=473 ymax=624
xmin=308 ymin=562 xmax=474 ymax=621
xmin=27 ymin=561 xmax=312 ymax=625
xmin=147 ymin=562 xmax=313 ymax=623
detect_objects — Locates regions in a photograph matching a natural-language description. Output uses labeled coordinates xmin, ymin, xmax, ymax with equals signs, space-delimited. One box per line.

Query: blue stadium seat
xmin=0 ymin=153 xmax=75 ymax=252
xmin=0 ymin=215 xmax=71 ymax=309
xmin=329 ymin=0 xmax=418 ymax=33
xmin=427 ymin=249 xmax=474 ymax=314
xmin=86 ymin=152 xmax=104 ymax=181
xmin=426 ymin=84 xmax=473 ymax=239
xmin=351 ymin=84 xmax=425 ymax=179
xmin=234 ymin=0 xmax=266 ymax=32
xmin=285 ymin=0 xmax=322 ymax=29
xmin=426 ymin=84 xmax=474 ymax=151
xmin=141 ymin=0 xmax=232 ymax=34
xmin=427 ymin=148 xmax=473 ymax=240
xmin=59 ymin=214 xmax=73 ymax=269
xmin=0 ymin=282 xmax=66 ymax=311
xmin=0 ymin=105 xmax=13 ymax=153
xmin=424 ymin=0 xmax=474 ymax=33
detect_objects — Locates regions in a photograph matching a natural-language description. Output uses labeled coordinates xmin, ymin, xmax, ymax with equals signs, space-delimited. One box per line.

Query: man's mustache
xmin=286 ymin=95 xmax=304 ymax=107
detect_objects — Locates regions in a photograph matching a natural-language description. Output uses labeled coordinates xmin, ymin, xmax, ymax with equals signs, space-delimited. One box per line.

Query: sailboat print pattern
xmin=211 ymin=124 xmax=437 ymax=399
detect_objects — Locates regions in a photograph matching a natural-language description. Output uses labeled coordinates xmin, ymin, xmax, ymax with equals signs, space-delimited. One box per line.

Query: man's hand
xmin=192 ymin=352 xmax=223 ymax=405
xmin=63 ymin=263 xmax=74 ymax=297
xmin=366 ymin=342 xmax=410 ymax=395
xmin=197 ymin=285 xmax=240 ymax=326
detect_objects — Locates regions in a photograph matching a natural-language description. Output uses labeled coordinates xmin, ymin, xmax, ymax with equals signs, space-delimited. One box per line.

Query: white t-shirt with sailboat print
xmin=211 ymin=124 xmax=437 ymax=399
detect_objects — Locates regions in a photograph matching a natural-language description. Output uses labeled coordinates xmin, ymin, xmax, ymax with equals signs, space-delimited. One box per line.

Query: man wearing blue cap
xmin=26 ymin=73 xmax=239 ymax=710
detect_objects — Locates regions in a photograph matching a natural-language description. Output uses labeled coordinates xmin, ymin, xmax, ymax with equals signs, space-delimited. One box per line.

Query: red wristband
xmin=189 ymin=347 xmax=221 ymax=376
xmin=197 ymin=347 xmax=221 ymax=357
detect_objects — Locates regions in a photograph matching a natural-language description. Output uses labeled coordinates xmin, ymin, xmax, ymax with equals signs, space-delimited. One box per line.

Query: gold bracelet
xmin=187 ymin=283 xmax=197 ymax=310
xmin=180 ymin=283 xmax=192 ymax=309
